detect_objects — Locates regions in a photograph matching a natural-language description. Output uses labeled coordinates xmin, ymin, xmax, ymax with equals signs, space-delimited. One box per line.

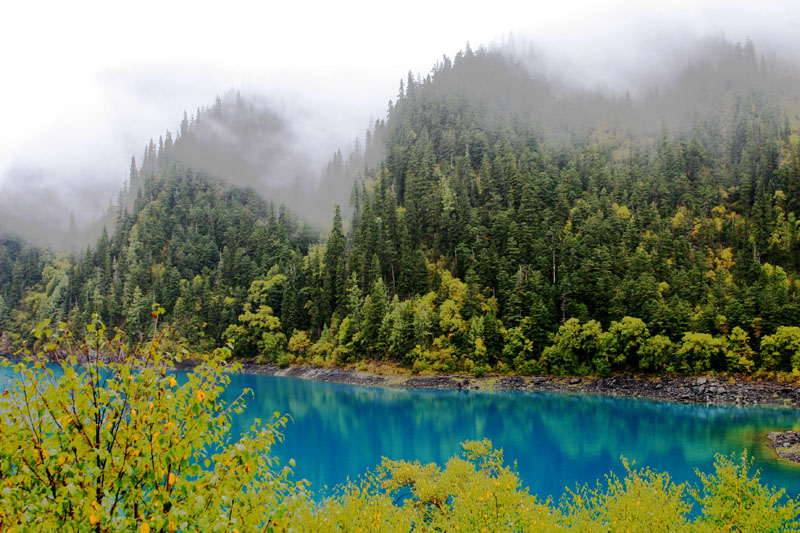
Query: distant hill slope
xmin=3 ymin=40 xmax=800 ymax=376
xmin=335 ymin=41 xmax=800 ymax=373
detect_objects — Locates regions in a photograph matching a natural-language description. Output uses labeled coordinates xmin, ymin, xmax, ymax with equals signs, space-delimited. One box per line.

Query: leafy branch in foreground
xmin=0 ymin=317 xmax=307 ymax=532
xmin=299 ymin=440 xmax=799 ymax=532
xmin=2 ymin=319 xmax=799 ymax=531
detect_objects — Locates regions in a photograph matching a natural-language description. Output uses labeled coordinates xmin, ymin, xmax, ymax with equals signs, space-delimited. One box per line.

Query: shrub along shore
xmin=6 ymin=345 xmax=800 ymax=408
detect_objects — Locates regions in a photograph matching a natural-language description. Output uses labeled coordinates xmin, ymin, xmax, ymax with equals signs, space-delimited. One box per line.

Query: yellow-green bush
xmin=0 ymin=319 xmax=307 ymax=532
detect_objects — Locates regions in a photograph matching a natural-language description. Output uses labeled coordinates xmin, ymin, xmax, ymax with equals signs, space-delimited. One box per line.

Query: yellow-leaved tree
xmin=0 ymin=316 xmax=307 ymax=532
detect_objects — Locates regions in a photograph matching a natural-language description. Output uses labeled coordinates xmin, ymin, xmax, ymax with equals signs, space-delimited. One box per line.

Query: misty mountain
xmin=131 ymin=91 xmax=387 ymax=228
xmin=396 ymin=38 xmax=800 ymax=149
xmin=0 ymin=90 xmax=376 ymax=249
xmin=164 ymin=92 xmax=311 ymax=209
xmin=0 ymin=166 xmax=118 ymax=251
xmin=2 ymin=39 xmax=800 ymax=378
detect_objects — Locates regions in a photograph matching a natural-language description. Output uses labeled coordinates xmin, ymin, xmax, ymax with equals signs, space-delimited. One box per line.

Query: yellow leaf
xmin=197 ymin=391 xmax=206 ymax=402
xmin=140 ymin=523 xmax=151 ymax=533
xmin=89 ymin=514 xmax=99 ymax=525
xmin=168 ymin=472 xmax=177 ymax=485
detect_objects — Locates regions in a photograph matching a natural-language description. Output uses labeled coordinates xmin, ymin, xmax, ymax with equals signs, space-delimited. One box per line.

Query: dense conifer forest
xmin=3 ymin=39 xmax=800 ymax=376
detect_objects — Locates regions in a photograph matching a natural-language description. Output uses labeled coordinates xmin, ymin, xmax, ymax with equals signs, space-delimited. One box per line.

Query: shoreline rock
xmin=4 ymin=351 xmax=800 ymax=409
xmin=766 ymin=431 xmax=800 ymax=464
xmin=236 ymin=361 xmax=800 ymax=409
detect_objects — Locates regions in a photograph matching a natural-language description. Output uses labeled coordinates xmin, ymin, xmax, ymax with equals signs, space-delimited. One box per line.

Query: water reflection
xmin=3 ymin=366 xmax=798 ymax=500
xmin=224 ymin=374 xmax=800 ymax=500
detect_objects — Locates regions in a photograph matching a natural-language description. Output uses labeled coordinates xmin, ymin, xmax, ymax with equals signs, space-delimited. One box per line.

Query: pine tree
xmin=323 ymin=206 xmax=346 ymax=319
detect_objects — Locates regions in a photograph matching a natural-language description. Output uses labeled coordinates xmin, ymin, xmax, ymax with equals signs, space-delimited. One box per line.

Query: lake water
xmin=225 ymin=373 xmax=800 ymax=501
xmin=3 ymin=366 xmax=800 ymax=501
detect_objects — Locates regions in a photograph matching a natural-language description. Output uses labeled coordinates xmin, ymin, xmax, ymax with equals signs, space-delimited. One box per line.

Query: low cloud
xmin=1 ymin=0 xmax=797 ymax=246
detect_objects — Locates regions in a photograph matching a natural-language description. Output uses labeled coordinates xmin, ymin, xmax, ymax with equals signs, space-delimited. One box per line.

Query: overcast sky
xmin=1 ymin=0 xmax=798 ymax=231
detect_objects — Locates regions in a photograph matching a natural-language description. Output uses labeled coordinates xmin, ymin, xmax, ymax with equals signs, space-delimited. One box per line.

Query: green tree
xmin=225 ymin=269 xmax=287 ymax=360
xmin=676 ymin=332 xmax=725 ymax=373
xmin=0 ymin=320 xmax=305 ymax=531
xmin=760 ymin=326 xmax=800 ymax=371
xmin=361 ymin=277 xmax=388 ymax=359
xmin=540 ymin=318 xmax=608 ymax=376
xmin=639 ymin=335 xmax=676 ymax=372
xmin=604 ymin=316 xmax=650 ymax=371
xmin=724 ymin=326 xmax=756 ymax=372
xmin=322 ymin=206 xmax=346 ymax=319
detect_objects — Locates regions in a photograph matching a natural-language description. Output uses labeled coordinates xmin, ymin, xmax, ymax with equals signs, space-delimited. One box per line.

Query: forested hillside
xmin=0 ymin=96 xmax=318 ymax=349
xmin=3 ymin=40 xmax=800 ymax=376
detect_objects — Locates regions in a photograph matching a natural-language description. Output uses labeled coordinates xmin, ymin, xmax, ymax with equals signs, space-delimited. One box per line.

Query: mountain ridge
xmin=2 ymin=39 xmax=800 ymax=377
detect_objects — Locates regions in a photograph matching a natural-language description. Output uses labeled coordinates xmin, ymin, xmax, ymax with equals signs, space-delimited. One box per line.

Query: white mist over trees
xmin=2 ymin=0 xmax=799 ymax=246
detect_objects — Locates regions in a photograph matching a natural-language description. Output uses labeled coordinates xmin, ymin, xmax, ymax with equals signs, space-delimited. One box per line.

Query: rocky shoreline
xmin=766 ymin=431 xmax=800 ymax=464
xmin=239 ymin=362 xmax=800 ymax=408
xmin=5 ymin=350 xmax=800 ymax=409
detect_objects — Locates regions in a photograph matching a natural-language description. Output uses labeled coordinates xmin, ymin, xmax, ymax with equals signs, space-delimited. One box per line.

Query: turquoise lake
xmin=3 ymin=367 xmax=800 ymax=501
xmin=224 ymin=373 xmax=800 ymax=501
